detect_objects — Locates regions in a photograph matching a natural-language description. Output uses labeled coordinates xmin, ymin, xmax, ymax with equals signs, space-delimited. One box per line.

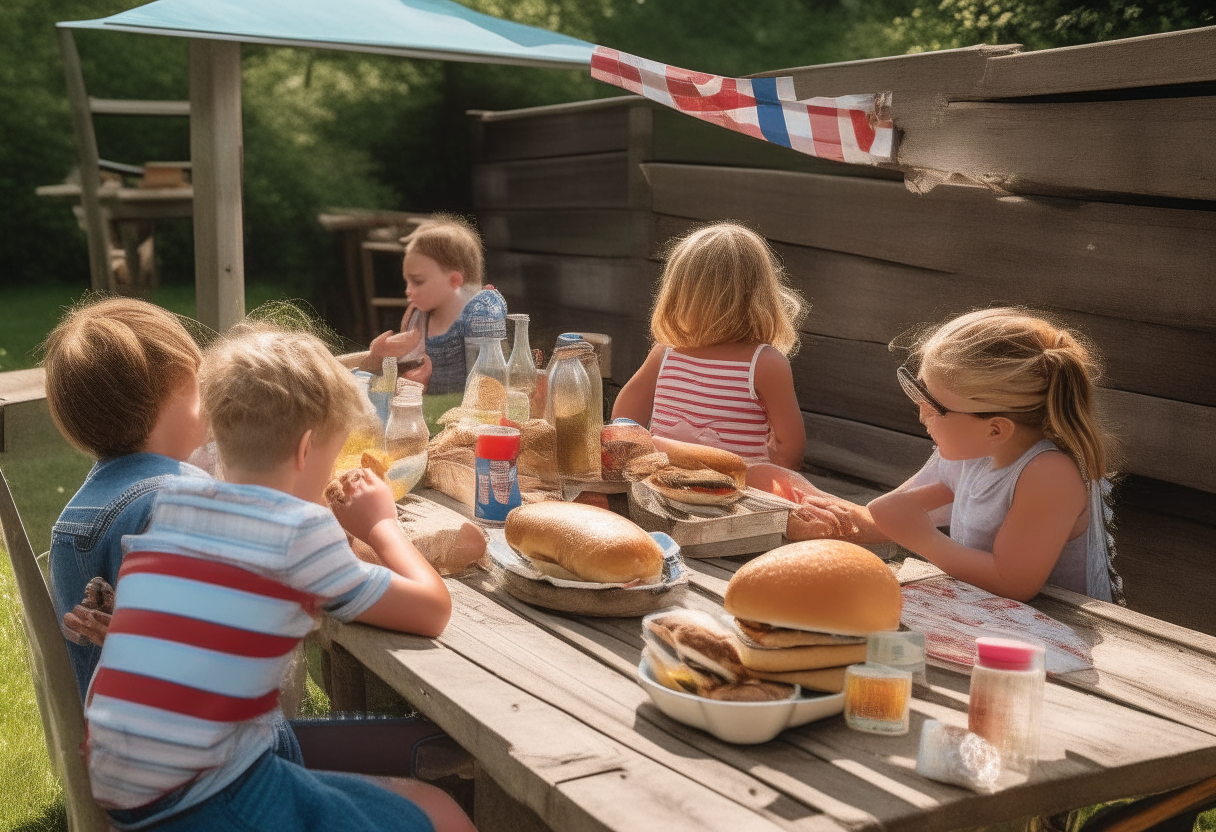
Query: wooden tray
xmin=485 ymin=529 xmax=689 ymax=617
xmin=627 ymin=481 xmax=793 ymax=558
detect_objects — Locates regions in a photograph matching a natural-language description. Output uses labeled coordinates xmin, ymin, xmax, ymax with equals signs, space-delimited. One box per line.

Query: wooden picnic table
xmin=320 ymin=488 xmax=1216 ymax=832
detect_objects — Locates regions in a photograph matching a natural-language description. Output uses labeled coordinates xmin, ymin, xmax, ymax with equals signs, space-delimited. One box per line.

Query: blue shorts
xmin=111 ymin=751 xmax=434 ymax=832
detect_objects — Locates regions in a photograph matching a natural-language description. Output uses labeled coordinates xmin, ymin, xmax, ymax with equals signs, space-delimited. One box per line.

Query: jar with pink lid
xmin=967 ymin=637 xmax=1045 ymax=772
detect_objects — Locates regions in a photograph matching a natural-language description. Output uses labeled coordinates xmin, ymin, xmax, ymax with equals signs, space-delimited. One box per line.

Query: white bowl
xmin=637 ymin=657 xmax=846 ymax=744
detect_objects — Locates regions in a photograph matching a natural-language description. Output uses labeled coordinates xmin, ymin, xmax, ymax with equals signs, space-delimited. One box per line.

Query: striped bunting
xmin=590 ymin=46 xmax=895 ymax=166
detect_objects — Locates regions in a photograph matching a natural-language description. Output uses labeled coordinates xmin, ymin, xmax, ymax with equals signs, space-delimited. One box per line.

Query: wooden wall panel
xmin=646 ymin=164 xmax=1216 ymax=331
xmin=472 ymin=99 xmax=632 ymax=162
xmin=803 ymin=412 xmax=934 ymax=488
xmin=1115 ymin=504 xmax=1216 ymax=637
xmin=793 ymin=335 xmax=1216 ymax=493
xmin=654 ymin=215 xmax=1216 ymax=407
xmin=473 ymin=153 xmax=631 ymax=210
xmin=481 ymin=209 xmax=654 ymax=258
xmin=487 ymin=251 xmax=658 ymax=320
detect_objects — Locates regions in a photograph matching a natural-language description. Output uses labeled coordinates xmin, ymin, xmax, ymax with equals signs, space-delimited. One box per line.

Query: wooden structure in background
xmin=470 ymin=29 xmax=1216 ymax=634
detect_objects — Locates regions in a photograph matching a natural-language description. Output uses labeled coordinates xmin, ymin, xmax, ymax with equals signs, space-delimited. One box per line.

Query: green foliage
xmin=879 ymin=0 xmax=1214 ymax=53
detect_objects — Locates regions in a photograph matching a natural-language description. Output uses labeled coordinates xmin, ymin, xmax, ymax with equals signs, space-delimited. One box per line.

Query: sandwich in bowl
xmin=642 ymin=609 xmax=795 ymax=702
xmin=723 ymin=540 xmax=903 ymax=692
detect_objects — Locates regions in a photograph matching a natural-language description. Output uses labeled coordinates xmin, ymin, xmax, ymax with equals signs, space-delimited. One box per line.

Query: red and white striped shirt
xmin=649 ymin=346 xmax=771 ymax=460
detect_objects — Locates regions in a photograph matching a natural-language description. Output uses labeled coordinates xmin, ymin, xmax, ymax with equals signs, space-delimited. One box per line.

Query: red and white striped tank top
xmin=649 ymin=346 xmax=770 ymax=460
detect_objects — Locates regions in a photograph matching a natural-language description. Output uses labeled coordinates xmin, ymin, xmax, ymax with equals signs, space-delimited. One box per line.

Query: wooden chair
xmin=0 ymin=469 xmax=110 ymax=832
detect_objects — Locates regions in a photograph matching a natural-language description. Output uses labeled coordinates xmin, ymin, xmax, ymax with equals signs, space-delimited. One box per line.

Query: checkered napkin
xmin=590 ymin=46 xmax=895 ymax=165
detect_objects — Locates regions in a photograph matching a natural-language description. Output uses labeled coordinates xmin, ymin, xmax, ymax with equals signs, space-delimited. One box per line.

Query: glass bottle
xmin=384 ymin=389 xmax=430 ymax=500
xmin=505 ymin=314 xmax=537 ymax=425
xmin=334 ymin=372 xmax=385 ymax=475
xmin=968 ymin=637 xmax=1045 ymax=773
xmin=544 ymin=345 xmax=600 ymax=480
xmin=397 ymin=306 xmax=427 ymax=374
xmin=570 ymin=341 xmax=604 ymax=429
xmin=462 ymin=337 xmax=508 ymax=423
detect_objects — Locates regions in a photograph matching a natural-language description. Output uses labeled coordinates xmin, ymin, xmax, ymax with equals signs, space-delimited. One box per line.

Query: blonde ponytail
xmin=908 ymin=308 xmax=1113 ymax=480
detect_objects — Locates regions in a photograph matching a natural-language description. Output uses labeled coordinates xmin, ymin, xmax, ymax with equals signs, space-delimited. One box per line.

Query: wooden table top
xmin=323 ymin=489 xmax=1216 ymax=832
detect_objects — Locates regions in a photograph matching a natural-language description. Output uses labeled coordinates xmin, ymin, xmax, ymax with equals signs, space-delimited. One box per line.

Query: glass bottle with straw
xmin=506 ymin=314 xmax=536 ymax=425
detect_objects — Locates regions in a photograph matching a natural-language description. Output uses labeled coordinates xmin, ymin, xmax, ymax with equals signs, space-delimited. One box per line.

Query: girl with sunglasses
xmin=793 ymin=308 xmax=1121 ymax=603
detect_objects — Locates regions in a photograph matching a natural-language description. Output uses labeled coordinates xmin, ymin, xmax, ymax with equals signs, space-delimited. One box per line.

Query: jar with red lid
xmin=967 ymin=637 xmax=1045 ymax=772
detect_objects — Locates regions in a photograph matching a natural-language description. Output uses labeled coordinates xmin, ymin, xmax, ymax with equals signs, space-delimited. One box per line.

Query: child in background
xmin=806 ymin=308 xmax=1120 ymax=603
xmin=364 ymin=214 xmax=507 ymax=394
xmin=612 ymin=222 xmax=808 ymax=469
xmin=43 ymin=297 xmax=209 ymax=699
xmin=85 ymin=324 xmax=470 ymax=832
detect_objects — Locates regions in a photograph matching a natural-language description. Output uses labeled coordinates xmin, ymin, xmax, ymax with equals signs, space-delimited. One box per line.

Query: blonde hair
xmin=402 ymin=214 xmax=484 ymax=288
xmin=650 ymin=223 xmax=805 ymax=355
xmin=910 ymin=307 xmax=1111 ymax=480
xmin=42 ymin=297 xmax=201 ymax=459
xmin=201 ymin=324 xmax=363 ymax=472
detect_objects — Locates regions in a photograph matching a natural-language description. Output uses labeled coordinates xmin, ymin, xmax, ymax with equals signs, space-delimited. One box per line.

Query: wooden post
xmin=189 ymin=39 xmax=245 ymax=333
xmin=57 ymin=28 xmax=112 ymax=294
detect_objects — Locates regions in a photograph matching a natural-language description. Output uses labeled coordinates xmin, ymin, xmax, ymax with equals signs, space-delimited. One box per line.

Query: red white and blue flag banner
xmin=591 ymin=46 xmax=895 ymax=166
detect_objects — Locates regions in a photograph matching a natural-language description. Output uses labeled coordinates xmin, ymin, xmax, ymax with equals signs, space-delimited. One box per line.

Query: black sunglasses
xmin=896 ymin=365 xmax=1009 ymax=419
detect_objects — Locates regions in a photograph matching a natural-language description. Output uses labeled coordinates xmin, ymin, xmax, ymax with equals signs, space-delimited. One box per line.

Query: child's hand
xmin=369 ymin=328 xmax=423 ymax=361
xmin=330 ymin=468 xmax=398 ymax=543
xmin=402 ymin=354 xmax=432 ymax=391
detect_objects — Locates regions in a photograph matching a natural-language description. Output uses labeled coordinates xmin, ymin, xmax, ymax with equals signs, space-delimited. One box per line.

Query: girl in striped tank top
xmin=613 ymin=223 xmax=807 ymax=469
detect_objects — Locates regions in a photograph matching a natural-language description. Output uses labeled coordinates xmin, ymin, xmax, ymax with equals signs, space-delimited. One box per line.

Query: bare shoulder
xmin=1015 ymin=450 xmax=1087 ymax=506
xmin=754 ymin=345 xmax=793 ymax=379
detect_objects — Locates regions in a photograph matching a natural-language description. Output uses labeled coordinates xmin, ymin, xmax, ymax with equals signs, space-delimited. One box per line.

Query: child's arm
xmin=330 ymin=470 xmax=451 ymax=637
xmin=869 ymin=453 xmax=1087 ymax=601
xmin=753 ymin=347 xmax=806 ymax=470
xmin=611 ymin=344 xmax=667 ymax=426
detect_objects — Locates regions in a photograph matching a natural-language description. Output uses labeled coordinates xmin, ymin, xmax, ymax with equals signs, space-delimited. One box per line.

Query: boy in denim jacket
xmin=44 ymin=298 xmax=209 ymax=699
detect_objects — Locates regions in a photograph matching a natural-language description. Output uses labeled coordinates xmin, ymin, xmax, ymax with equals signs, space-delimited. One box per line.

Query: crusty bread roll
xmin=504 ymin=502 xmax=663 ymax=583
xmin=733 ymin=618 xmax=865 ymax=649
xmin=653 ymin=436 xmax=747 ymax=488
xmin=724 ymin=540 xmax=902 ymax=636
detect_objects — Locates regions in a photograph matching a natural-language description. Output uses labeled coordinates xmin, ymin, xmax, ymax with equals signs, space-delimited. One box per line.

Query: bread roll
xmin=724 ymin=540 xmax=902 ymax=636
xmin=504 ymin=502 xmax=663 ymax=583
xmin=645 ymin=467 xmax=742 ymax=507
xmin=733 ymin=639 xmax=867 ymax=672
xmin=653 ymin=437 xmax=746 ymax=488
xmin=753 ymin=666 xmax=848 ymax=694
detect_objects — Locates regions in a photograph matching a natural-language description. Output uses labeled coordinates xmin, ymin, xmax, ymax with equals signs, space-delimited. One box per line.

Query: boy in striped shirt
xmin=85 ymin=325 xmax=473 ymax=832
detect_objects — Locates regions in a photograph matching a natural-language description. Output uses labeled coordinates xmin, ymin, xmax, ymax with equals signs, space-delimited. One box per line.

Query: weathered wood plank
xmin=473 ymin=153 xmax=632 ymax=210
xmin=487 ymin=252 xmax=658 ymax=320
xmin=328 ymin=619 xmax=789 ymax=832
xmin=89 ymin=98 xmax=190 ymax=117
xmin=481 ymin=209 xmax=654 ymax=258
xmin=803 ymin=411 xmax=933 ymax=489
xmin=471 ymin=99 xmax=634 ymax=162
xmin=645 ymin=165 xmax=1216 ymax=331
xmin=442 ymin=578 xmax=847 ymax=832
xmin=978 ymin=26 xmax=1216 ymax=98
xmin=904 ymin=96 xmax=1216 ymax=201
xmin=1098 ymin=388 xmax=1216 ymax=493
xmin=189 ymin=39 xmax=245 ymax=333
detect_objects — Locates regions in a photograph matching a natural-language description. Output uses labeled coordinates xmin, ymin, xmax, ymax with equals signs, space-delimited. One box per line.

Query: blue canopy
xmin=60 ymin=0 xmax=596 ymax=69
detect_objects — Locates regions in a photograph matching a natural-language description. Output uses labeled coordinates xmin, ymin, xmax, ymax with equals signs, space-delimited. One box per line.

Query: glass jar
xmin=368 ymin=356 xmax=397 ymax=425
xmin=384 ymin=390 xmax=430 ymax=500
xmin=505 ymin=314 xmax=536 ymax=425
xmin=569 ymin=341 xmax=603 ymax=430
xmin=334 ymin=372 xmax=385 ymax=475
xmin=544 ymin=344 xmax=601 ymax=479
xmin=462 ymin=337 xmax=508 ymax=423
xmin=968 ymin=637 xmax=1045 ymax=772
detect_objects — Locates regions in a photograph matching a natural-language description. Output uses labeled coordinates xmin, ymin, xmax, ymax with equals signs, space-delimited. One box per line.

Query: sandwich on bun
xmin=644 ymin=437 xmax=747 ymax=507
xmin=723 ymin=540 xmax=903 ymax=692
xmin=504 ymin=502 xmax=663 ymax=584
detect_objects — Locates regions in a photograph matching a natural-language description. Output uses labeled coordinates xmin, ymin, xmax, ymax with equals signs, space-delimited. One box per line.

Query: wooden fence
xmin=469 ymin=28 xmax=1216 ymax=633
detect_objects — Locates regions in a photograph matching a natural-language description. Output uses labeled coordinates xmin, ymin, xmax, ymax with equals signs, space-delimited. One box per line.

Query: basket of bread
xmin=485 ymin=502 xmax=689 ymax=617
xmin=637 ymin=540 xmax=902 ymax=743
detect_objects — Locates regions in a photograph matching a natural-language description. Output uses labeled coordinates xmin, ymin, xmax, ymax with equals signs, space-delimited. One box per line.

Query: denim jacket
xmin=49 ymin=453 xmax=207 ymax=700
